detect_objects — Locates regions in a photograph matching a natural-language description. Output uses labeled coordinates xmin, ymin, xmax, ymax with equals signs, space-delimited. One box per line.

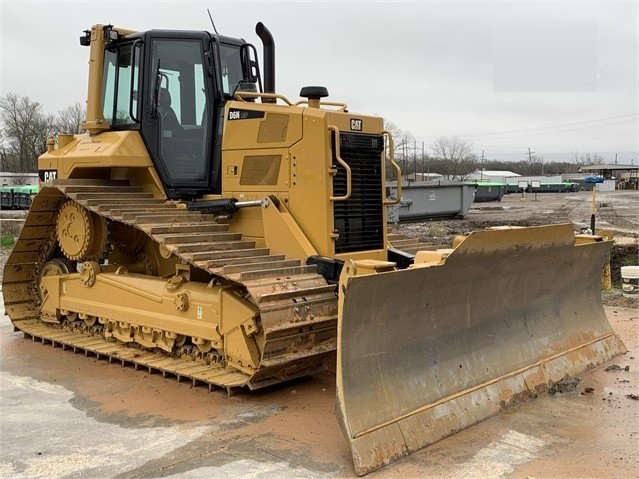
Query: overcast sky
xmin=1 ymin=1 xmax=637 ymax=163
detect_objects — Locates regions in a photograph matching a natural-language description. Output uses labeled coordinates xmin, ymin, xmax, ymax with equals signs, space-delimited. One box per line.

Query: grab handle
xmin=382 ymin=130 xmax=401 ymax=205
xmin=328 ymin=125 xmax=352 ymax=201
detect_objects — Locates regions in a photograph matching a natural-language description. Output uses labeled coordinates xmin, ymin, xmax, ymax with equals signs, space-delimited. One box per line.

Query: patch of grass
xmin=0 ymin=235 xmax=14 ymax=249
xmin=622 ymin=255 xmax=638 ymax=267
xmin=610 ymin=243 xmax=639 ymax=288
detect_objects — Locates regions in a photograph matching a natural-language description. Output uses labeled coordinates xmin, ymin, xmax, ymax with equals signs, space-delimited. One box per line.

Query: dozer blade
xmin=336 ymin=224 xmax=626 ymax=475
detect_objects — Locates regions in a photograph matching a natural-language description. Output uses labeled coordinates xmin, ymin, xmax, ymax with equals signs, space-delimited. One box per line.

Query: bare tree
xmin=0 ymin=130 xmax=7 ymax=171
xmin=430 ymin=136 xmax=477 ymax=181
xmin=383 ymin=118 xmax=415 ymax=147
xmin=580 ymin=152 xmax=605 ymax=165
xmin=56 ymin=101 xmax=86 ymax=134
xmin=0 ymin=146 xmax=8 ymax=172
xmin=0 ymin=93 xmax=56 ymax=172
xmin=570 ymin=151 xmax=606 ymax=165
xmin=383 ymin=118 xmax=415 ymax=180
xmin=0 ymin=94 xmax=85 ymax=173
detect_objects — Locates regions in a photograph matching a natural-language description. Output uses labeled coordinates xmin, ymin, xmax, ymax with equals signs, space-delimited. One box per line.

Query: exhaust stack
xmin=255 ymin=22 xmax=275 ymax=102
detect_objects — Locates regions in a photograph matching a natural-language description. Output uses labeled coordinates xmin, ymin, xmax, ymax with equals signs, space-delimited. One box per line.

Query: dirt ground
xmin=391 ymin=190 xmax=639 ymax=242
xmin=0 ymin=189 xmax=638 ymax=478
xmin=0 ymin=304 xmax=637 ymax=478
xmin=391 ymin=189 xmax=639 ymax=310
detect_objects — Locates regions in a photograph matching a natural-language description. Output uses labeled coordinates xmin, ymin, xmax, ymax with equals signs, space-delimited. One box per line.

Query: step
xmin=83 ymin=198 xmax=167 ymax=208
xmin=242 ymin=274 xmax=328 ymax=293
xmin=256 ymin=284 xmax=336 ymax=303
xmin=222 ymin=259 xmax=300 ymax=275
xmin=146 ymin=222 xmax=228 ymax=235
xmin=52 ymin=179 xmax=131 ymax=187
xmin=174 ymin=240 xmax=255 ymax=254
xmin=200 ymin=254 xmax=285 ymax=271
xmin=62 ymin=185 xmax=143 ymax=194
xmin=189 ymin=248 xmax=271 ymax=264
xmin=108 ymin=206 xmax=179 ymax=219
xmin=238 ymin=265 xmax=318 ymax=281
xmin=124 ymin=212 xmax=202 ymax=224
xmin=160 ymin=232 xmax=242 ymax=244
xmin=71 ymin=192 xmax=155 ymax=201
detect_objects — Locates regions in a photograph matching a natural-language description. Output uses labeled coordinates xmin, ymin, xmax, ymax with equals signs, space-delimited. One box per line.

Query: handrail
xmin=328 ymin=125 xmax=352 ymax=201
xmin=128 ymin=39 xmax=142 ymax=124
xmin=382 ymin=130 xmax=402 ymax=205
xmin=233 ymin=91 xmax=293 ymax=105
xmin=294 ymin=100 xmax=348 ymax=112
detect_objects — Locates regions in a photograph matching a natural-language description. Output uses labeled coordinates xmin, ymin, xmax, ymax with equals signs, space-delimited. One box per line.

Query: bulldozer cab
xmin=96 ymin=27 xmax=260 ymax=199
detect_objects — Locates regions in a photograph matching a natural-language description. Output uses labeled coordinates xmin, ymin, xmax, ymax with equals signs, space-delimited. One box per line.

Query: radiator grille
xmin=333 ymin=132 xmax=384 ymax=253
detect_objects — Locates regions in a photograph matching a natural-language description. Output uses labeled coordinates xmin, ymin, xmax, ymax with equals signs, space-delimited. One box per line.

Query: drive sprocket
xmin=56 ymin=200 xmax=107 ymax=261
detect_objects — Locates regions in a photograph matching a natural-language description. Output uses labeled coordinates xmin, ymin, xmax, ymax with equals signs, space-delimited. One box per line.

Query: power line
xmin=468 ymin=150 xmax=639 ymax=156
xmin=455 ymin=113 xmax=639 ymax=138
xmin=414 ymin=113 xmax=639 ymax=141
xmin=466 ymin=118 xmax=639 ymax=141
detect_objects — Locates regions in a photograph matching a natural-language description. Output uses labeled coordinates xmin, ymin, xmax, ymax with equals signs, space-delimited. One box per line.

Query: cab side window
xmin=102 ymin=42 xmax=140 ymax=126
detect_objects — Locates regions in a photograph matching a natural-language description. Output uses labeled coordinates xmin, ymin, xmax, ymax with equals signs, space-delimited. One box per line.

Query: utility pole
xmin=480 ymin=150 xmax=485 ymax=181
xmin=527 ymin=147 xmax=535 ymax=165
xmin=615 ymin=153 xmax=618 ymax=164
xmin=541 ymin=155 xmax=544 ymax=175
xmin=403 ymin=141 xmax=407 ymax=180
xmin=413 ymin=140 xmax=424 ymax=181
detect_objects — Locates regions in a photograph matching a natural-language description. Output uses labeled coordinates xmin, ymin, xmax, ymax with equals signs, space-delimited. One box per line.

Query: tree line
xmin=397 ymin=152 xmax=604 ymax=180
xmin=0 ymin=93 xmax=85 ymax=173
xmin=384 ymin=119 xmax=607 ymax=181
xmin=0 ymin=92 xmax=608 ymax=179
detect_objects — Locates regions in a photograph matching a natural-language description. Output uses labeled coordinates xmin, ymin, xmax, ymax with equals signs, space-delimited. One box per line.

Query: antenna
xmin=207 ymin=9 xmax=219 ymax=34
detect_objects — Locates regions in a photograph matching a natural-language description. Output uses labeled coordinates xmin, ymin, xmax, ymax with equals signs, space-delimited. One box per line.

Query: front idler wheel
xmin=37 ymin=258 xmax=75 ymax=303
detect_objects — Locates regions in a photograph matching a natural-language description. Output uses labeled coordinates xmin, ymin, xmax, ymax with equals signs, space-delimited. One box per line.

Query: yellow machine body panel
xmin=38 ymin=131 xmax=165 ymax=198
xmin=220 ymin=98 xmax=388 ymax=260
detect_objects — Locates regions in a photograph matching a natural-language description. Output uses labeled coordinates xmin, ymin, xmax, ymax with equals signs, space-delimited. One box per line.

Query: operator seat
xmin=158 ymin=88 xmax=182 ymax=137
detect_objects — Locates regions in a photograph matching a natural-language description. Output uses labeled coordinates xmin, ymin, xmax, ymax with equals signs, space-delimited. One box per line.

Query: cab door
xmin=140 ymin=32 xmax=215 ymax=199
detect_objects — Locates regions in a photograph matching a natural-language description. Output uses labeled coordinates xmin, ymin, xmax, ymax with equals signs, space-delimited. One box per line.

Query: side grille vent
xmin=333 ymin=132 xmax=384 ymax=253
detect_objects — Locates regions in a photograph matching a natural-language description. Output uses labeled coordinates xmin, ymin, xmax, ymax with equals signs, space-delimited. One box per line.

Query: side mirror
xmin=240 ymin=44 xmax=261 ymax=87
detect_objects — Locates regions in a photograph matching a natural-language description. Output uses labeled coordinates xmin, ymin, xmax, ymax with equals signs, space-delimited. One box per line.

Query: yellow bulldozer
xmin=2 ymin=22 xmax=626 ymax=475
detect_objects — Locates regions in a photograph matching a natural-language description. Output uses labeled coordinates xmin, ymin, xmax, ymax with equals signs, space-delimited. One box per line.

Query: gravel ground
xmin=390 ymin=189 xmax=639 ymax=308
xmin=390 ymin=190 xmax=639 ymax=243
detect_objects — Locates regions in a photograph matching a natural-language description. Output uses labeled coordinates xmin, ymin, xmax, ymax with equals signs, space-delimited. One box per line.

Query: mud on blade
xmin=336 ymin=224 xmax=626 ymax=475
